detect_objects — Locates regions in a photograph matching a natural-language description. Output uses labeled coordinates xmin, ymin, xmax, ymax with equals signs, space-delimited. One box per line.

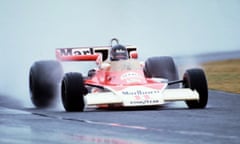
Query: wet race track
xmin=0 ymin=90 xmax=240 ymax=144
xmin=1 ymin=51 xmax=240 ymax=144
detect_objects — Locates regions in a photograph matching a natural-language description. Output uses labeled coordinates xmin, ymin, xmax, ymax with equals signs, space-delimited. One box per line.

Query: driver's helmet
xmin=110 ymin=44 xmax=129 ymax=61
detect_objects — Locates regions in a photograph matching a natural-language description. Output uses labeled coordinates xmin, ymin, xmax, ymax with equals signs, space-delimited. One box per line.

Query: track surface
xmin=1 ymin=51 xmax=240 ymax=144
xmin=0 ymin=90 xmax=240 ymax=144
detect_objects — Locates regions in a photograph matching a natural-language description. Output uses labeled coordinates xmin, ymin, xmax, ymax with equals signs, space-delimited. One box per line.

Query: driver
xmin=110 ymin=44 xmax=129 ymax=61
xmin=88 ymin=39 xmax=130 ymax=77
xmin=98 ymin=41 xmax=129 ymax=71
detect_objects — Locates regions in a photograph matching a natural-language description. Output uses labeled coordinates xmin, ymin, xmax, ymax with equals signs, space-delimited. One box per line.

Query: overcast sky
xmin=0 ymin=0 xmax=240 ymax=105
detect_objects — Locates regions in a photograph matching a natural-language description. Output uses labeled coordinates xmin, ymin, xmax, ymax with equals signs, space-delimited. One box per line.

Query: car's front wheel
xmin=183 ymin=69 xmax=208 ymax=109
xmin=61 ymin=72 xmax=87 ymax=112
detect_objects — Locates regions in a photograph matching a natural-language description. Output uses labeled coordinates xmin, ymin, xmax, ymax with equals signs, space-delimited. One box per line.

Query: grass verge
xmin=201 ymin=59 xmax=240 ymax=94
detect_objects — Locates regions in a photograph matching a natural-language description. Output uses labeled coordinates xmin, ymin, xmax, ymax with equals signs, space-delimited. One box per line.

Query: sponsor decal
xmin=130 ymin=99 xmax=160 ymax=105
xmin=122 ymin=89 xmax=160 ymax=95
xmin=120 ymin=72 xmax=143 ymax=83
xmin=58 ymin=48 xmax=94 ymax=56
xmin=131 ymin=95 xmax=159 ymax=104
xmin=115 ymin=49 xmax=126 ymax=53
xmin=121 ymin=72 xmax=140 ymax=79
xmin=122 ymin=89 xmax=162 ymax=105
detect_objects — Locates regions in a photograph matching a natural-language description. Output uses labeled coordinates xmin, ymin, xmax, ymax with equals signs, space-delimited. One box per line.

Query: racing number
xmin=134 ymin=95 xmax=150 ymax=100
xmin=132 ymin=95 xmax=159 ymax=105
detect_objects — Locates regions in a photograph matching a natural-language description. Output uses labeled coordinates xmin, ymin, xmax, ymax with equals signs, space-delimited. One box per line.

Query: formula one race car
xmin=29 ymin=38 xmax=208 ymax=111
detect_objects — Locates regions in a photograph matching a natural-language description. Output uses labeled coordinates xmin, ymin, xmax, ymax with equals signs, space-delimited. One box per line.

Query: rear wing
xmin=56 ymin=46 xmax=137 ymax=61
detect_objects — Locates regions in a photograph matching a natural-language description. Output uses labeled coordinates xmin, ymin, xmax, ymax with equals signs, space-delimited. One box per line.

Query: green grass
xmin=201 ymin=59 xmax=240 ymax=94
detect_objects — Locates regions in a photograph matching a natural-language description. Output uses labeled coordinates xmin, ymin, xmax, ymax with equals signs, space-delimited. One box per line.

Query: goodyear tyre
xmin=144 ymin=56 xmax=179 ymax=88
xmin=61 ymin=72 xmax=87 ymax=112
xmin=183 ymin=69 xmax=208 ymax=109
xmin=29 ymin=60 xmax=63 ymax=108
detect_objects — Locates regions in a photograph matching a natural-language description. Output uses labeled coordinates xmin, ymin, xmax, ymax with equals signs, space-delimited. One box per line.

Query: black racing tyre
xmin=144 ymin=56 xmax=179 ymax=88
xmin=29 ymin=60 xmax=63 ymax=108
xmin=183 ymin=69 xmax=208 ymax=109
xmin=61 ymin=72 xmax=87 ymax=112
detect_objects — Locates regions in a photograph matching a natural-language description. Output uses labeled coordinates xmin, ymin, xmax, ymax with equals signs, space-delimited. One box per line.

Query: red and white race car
xmin=29 ymin=38 xmax=208 ymax=111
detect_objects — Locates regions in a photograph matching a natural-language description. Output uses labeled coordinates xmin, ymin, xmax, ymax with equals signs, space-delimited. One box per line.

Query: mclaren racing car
xmin=29 ymin=38 xmax=208 ymax=111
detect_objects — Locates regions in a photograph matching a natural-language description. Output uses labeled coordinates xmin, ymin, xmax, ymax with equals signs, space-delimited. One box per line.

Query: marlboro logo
xmin=58 ymin=48 xmax=94 ymax=56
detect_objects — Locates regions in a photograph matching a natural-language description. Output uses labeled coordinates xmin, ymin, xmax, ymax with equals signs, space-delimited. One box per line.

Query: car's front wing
xmin=85 ymin=87 xmax=199 ymax=107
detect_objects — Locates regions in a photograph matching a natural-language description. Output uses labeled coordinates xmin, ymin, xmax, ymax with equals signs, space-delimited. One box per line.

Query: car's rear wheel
xmin=61 ymin=72 xmax=87 ymax=112
xmin=29 ymin=60 xmax=63 ymax=108
xmin=144 ymin=56 xmax=179 ymax=88
xmin=183 ymin=69 xmax=208 ymax=109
